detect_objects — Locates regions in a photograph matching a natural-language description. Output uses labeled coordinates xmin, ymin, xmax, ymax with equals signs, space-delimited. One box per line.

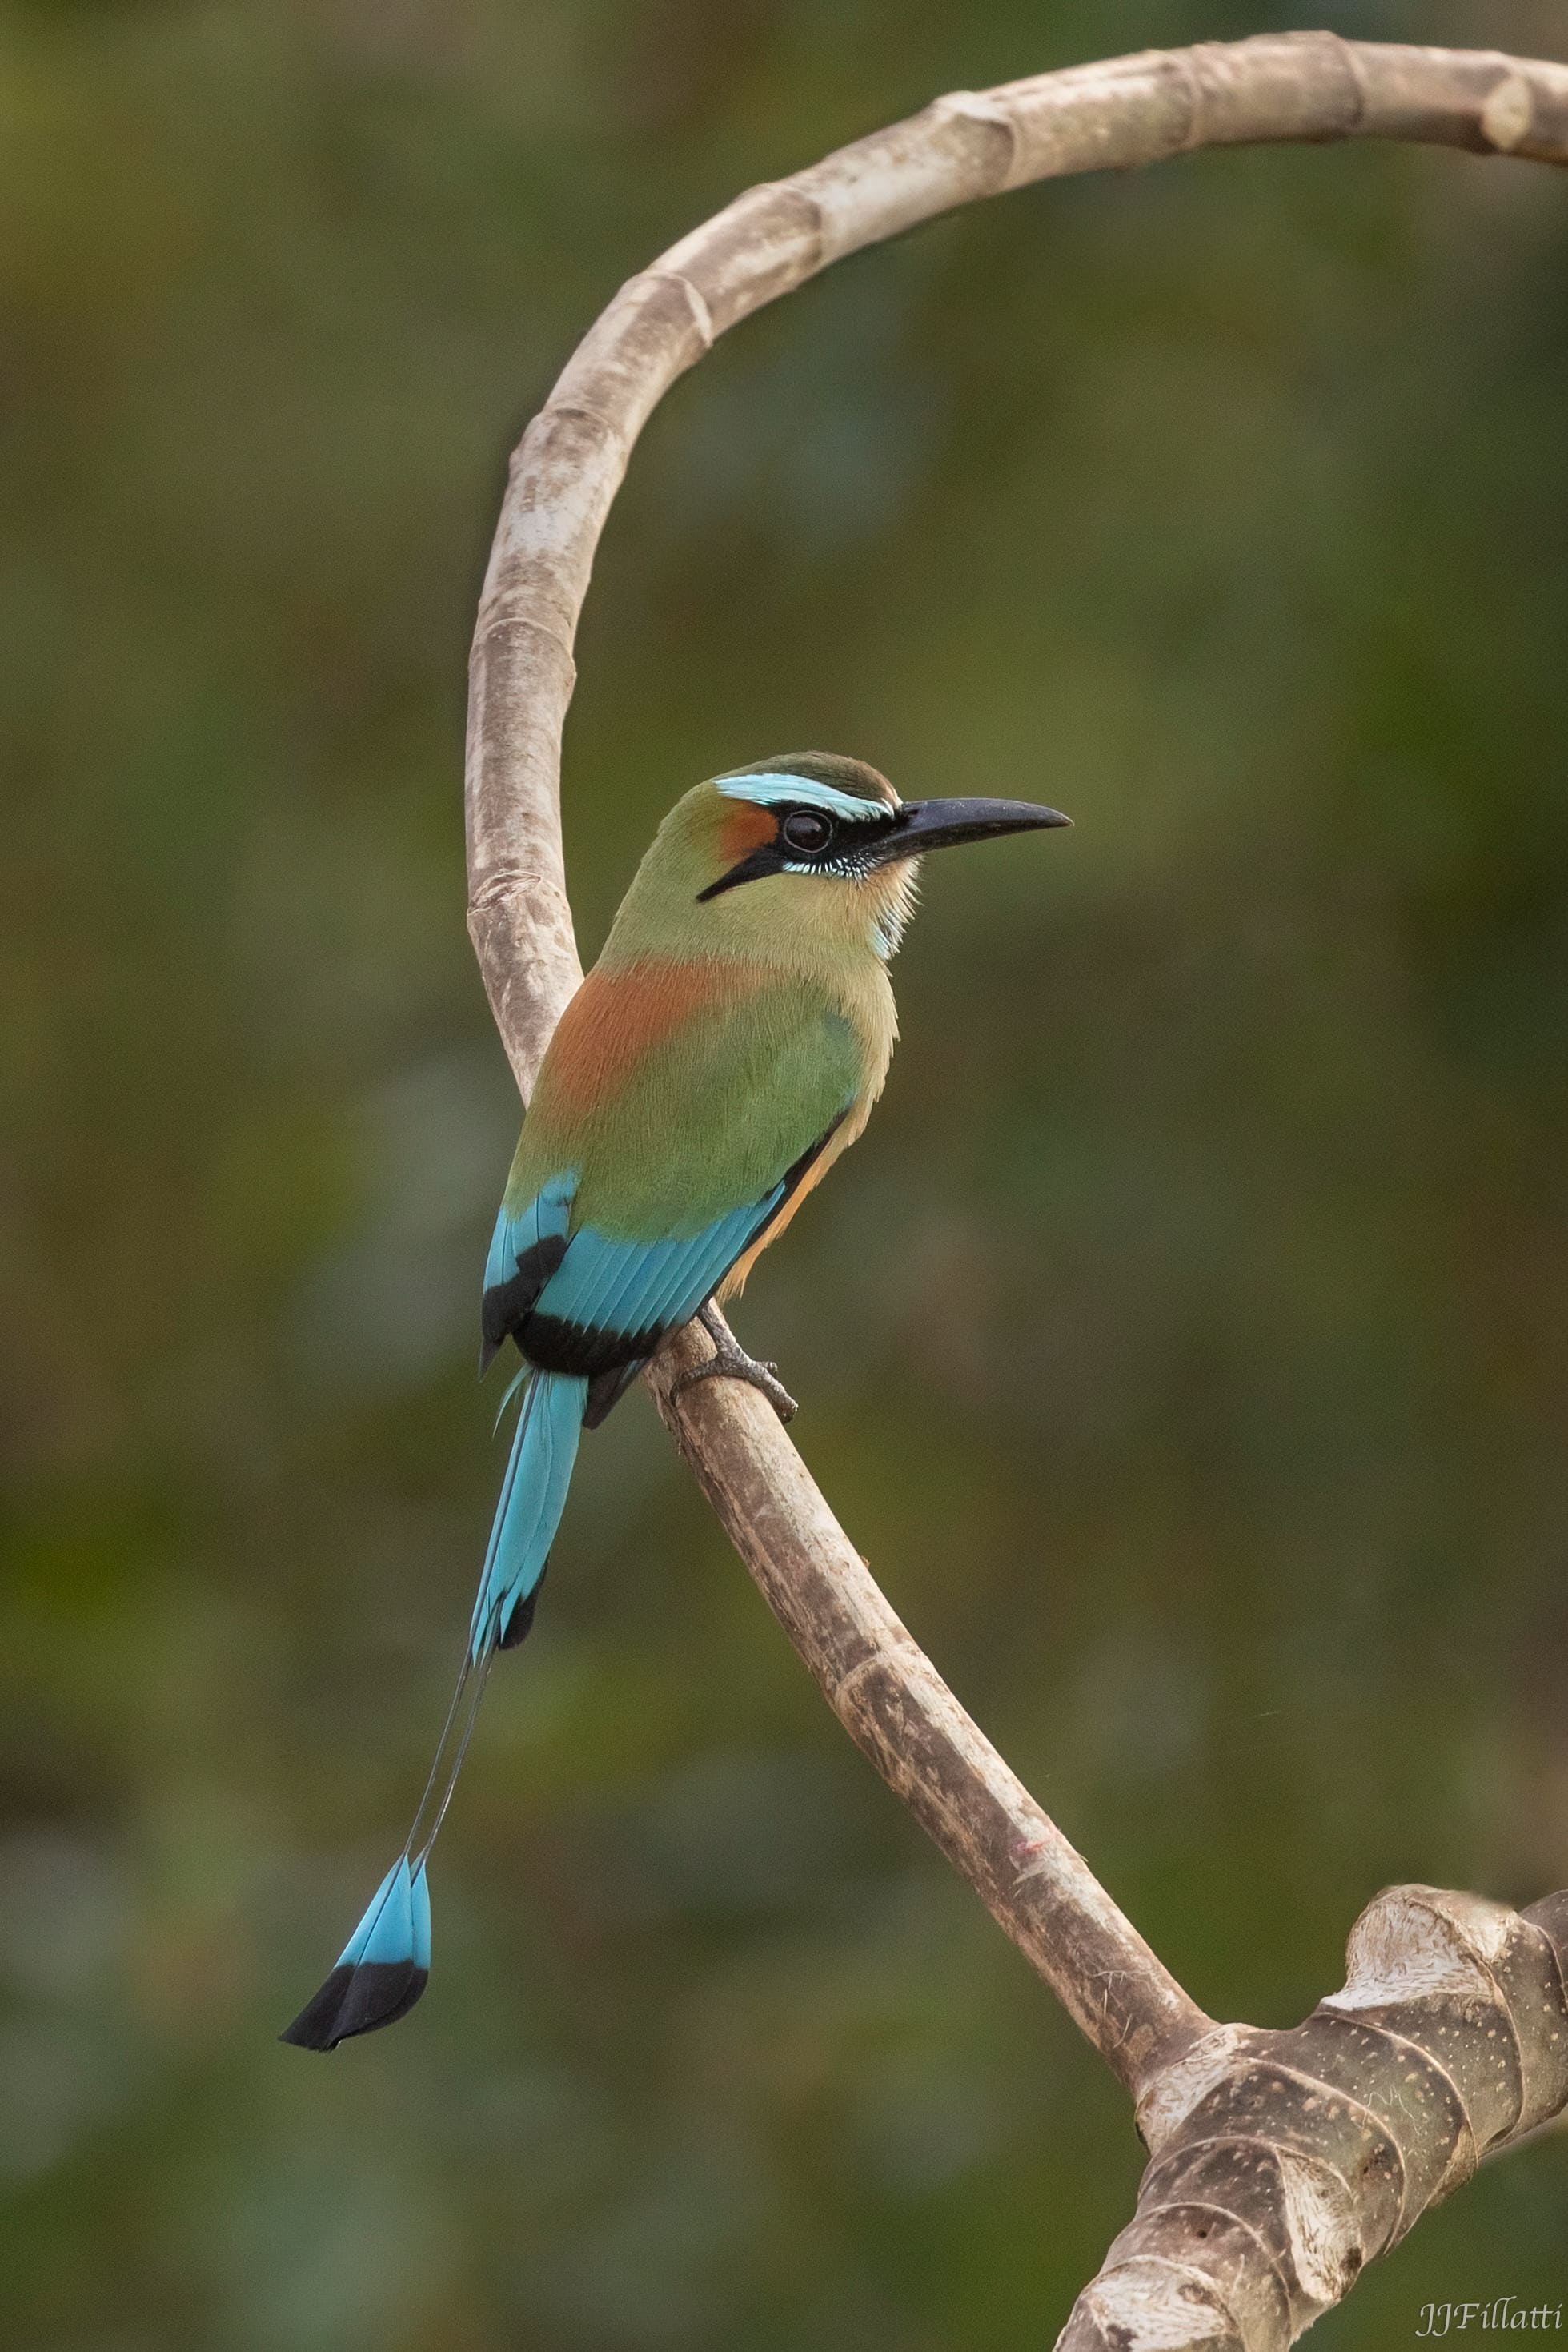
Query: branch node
xmin=1482 ymin=73 xmax=1535 ymax=153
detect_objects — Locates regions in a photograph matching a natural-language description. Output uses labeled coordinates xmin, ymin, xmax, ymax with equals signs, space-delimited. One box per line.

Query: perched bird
xmin=282 ymin=753 xmax=1069 ymax=2050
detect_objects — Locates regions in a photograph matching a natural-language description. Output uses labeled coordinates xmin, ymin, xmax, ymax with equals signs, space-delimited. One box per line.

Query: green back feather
xmin=506 ymin=776 xmax=902 ymax=1240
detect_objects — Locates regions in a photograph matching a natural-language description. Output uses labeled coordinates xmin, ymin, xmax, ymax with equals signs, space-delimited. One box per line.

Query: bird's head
xmin=608 ymin=753 xmax=1070 ymax=968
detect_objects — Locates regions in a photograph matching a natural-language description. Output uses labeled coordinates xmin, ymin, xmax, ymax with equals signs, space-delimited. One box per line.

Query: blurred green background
xmin=3 ymin=0 xmax=1566 ymax=2343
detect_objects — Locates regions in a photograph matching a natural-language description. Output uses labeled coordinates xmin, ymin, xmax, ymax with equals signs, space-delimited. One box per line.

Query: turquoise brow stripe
xmin=716 ymin=773 xmax=894 ymax=823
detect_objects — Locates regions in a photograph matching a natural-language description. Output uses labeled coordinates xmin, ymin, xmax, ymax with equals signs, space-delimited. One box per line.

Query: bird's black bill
xmin=860 ymin=797 xmax=1071 ymax=866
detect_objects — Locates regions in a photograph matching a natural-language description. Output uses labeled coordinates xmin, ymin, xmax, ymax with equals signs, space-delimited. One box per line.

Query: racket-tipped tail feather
xmin=281 ymin=1371 xmax=587 ymax=2052
xmin=280 ymin=1856 xmax=431 ymax=2052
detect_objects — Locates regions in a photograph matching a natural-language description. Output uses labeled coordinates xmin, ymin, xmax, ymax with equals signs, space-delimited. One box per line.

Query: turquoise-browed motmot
xmin=283 ymin=753 xmax=1068 ymax=2049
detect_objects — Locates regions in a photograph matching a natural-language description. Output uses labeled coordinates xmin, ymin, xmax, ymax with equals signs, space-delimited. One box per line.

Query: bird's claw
xmin=670 ymin=1306 xmax=799 ymax=1424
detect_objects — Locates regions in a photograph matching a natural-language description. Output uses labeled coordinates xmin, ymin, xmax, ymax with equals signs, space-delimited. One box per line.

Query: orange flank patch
xmin=542 ymin=959 xmax=762 ymax=1116
xmin=718 ymin=1109 xmax=864 ymax=1297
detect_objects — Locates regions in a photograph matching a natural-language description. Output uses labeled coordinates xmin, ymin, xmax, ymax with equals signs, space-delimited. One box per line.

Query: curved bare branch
xmin=463 ymin=31 xmax=1568 ymax=2342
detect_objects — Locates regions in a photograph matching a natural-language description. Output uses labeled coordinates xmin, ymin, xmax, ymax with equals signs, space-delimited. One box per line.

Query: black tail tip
xmin=497 ymin=1562 xmax=548 ymax=1651
xmin=279 ymin=1960 xmax=429 ymax=2053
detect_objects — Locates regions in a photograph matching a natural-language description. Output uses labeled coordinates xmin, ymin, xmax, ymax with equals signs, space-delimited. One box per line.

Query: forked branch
xmin=464 ymin=35 xmax=1568 ymax=2345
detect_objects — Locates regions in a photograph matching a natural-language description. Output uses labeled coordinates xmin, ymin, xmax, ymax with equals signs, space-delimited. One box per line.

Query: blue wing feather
xmin=480 ymin=1170 xmax=579 ymax=1371
xmin=484 ymin=1170 xmax=575 ymax=1298
xmin=536 ymin=1191 xmax=785 ymax=1347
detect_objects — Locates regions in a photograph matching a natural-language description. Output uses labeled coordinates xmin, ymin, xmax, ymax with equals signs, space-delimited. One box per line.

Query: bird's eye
xmin=781 ymin=809 xmax=833 ymax=855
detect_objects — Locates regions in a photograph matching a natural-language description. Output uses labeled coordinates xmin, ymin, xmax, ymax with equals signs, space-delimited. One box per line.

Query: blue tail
xmin=470 ymin=1369 xmax=587 ymax=1658
xmin=281 ymin=1371 xmax=588 ymax=2051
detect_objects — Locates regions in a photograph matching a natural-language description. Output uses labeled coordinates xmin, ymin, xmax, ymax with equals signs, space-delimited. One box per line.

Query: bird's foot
xmin=669 ymin=1302 xmax=798 ymax=1424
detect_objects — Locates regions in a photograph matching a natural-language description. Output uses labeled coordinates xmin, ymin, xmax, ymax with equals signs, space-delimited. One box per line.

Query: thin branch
xmin=648 ymin=1316 xmax=1208 ymax=2097
xmin=463 ymin=33 xmax=1568 ymax=2343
